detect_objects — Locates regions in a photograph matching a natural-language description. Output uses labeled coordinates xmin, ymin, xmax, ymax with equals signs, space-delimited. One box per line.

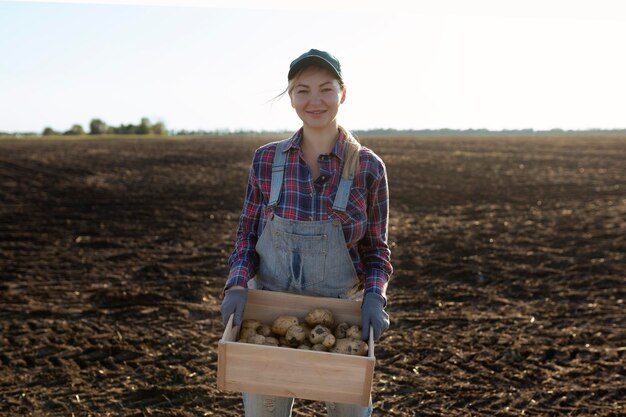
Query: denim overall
xmin=243 ymin=139 xmax=373 ymax=417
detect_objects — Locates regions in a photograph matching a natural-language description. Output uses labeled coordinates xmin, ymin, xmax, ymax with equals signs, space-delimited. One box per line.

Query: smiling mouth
xmin=307 ymin=110 xmax=326 ymax=115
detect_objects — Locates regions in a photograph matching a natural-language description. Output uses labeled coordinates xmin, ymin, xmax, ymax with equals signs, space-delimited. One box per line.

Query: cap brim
xmin=288 ymin=56 xmax=341 ymax=80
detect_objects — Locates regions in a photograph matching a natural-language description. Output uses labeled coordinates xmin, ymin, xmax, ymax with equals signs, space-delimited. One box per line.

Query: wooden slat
xmin=368 ymin=326 xmax=375 ymax=358
xmin=222 ymin=342 xmax=372 ymax=406
xmin=361 ymin=353 xmax=376 ymax=404
xmin=220 ymin=314 xmax=237 ymax=342
xmin=216 ymin=341 xmax=227 ymax=390
xmin=243 ymin=289 xmax=362 ymax=325
xmin=218 ymin=314 xmax=236 ymax=390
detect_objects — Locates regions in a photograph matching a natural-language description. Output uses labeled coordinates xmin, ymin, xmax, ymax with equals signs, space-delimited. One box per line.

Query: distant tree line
xmin=2 ymin=126 xmax=626 ymax=138
xmin=171 ymin=128 xmax=289 ymax=136
xmin=41 ymin=117 xmax=167 ymax=136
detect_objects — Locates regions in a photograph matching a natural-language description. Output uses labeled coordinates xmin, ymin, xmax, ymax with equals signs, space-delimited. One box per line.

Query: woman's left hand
xmin=361 ymin=293 xmax=389 ymax=340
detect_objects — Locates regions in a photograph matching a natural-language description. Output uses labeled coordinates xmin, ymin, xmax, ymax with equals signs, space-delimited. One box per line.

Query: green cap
xmin=288 ymin=49 xmax=342 ymax=81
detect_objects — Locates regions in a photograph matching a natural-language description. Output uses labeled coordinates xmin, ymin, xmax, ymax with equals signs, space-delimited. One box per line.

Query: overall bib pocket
xmin=272 ymin=230 xmax=328 ymax=291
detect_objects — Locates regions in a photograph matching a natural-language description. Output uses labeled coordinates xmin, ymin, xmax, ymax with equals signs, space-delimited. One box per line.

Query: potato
xmin=309 ymin=325 xmax=332 ymax=344
xmin=241 ymin=319 xmax=262 ymax=331
xmin=299 ymin=323 xmax=312 ymax=334
xmin=334 ymin=322 xmax=349 ymax=339
xmin=346 ymin=325 xmax=362 ymax=340
xmin=322 ymin=333 xmax=336 ymax=349
xmin=258 ymin=324 xmax=272 ymax=337
xmin=243 ymin=309 xmax=365 ymax=353
xmin=304 ymin=308 xmax=335 ymax=328
xmin=247 ymin=334 xmax=266 ymax=345
xmin=330 ymin=338 xmax=368 ymax=356
xmin=272 ymin=315 xmax=300 ymax=336
xmin=264 ymin=336 xmax=279 ymax=346
xmin=285 ymin=325 xmax=307 ymax=346
xmin=239 ymin=327 xmax=259 ymax=342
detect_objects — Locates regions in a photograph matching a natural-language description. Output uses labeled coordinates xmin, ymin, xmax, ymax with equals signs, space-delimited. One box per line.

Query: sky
xmin=1 ymin=0 xmax=626 ymax=133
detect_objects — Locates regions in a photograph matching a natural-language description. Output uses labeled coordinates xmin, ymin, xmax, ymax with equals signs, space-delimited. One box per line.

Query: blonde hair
xmin=281 ymin=65 xmax=361 ymax=179
xmin=338 ymin=126 xmax=362 ymax=179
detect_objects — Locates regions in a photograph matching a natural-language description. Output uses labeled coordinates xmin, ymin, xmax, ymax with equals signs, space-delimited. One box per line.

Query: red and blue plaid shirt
xmin=226 ymin=128 xmax=392 ymax=299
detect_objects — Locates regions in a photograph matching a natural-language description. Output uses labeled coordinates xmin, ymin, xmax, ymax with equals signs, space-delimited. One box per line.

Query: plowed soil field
xmin=1 ymin=133 xmax=625 ymax=416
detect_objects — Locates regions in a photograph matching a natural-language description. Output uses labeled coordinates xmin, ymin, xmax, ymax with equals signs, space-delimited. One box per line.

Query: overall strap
xmin=332 ymin=175 xmax=354 ymax=213
xmin=267 ymin=139 xmax=290 ymax=209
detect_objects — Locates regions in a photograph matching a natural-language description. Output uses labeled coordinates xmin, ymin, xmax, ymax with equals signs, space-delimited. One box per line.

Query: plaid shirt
xmin=226 ymin=128 xmax=392 ymax=298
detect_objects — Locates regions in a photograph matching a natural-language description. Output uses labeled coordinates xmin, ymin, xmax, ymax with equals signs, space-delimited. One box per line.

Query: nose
xmin=309 ymin=92 xmax=323 ymax=104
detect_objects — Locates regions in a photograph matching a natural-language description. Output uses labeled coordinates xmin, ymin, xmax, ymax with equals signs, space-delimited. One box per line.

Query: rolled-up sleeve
xmin=360 ymin=159 xmax=392 ymax=299
xmin=225 ymin=156 xmax=263 ymax=290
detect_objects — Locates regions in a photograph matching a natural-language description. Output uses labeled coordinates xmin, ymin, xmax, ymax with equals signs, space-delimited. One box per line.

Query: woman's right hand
xmin=220 ymin=286 xmax=248 ymax=327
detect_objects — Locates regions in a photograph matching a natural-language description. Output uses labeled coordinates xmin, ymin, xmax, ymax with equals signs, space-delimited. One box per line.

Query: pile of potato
xmin=238 ymin=308 xmax=368 ymax=356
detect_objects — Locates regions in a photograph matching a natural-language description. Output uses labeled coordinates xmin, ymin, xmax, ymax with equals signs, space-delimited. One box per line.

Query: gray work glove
xmin=220 ymin=287 xmax=248 ymax=327
xmin=361 ymin=293 xmax=389 ymax=340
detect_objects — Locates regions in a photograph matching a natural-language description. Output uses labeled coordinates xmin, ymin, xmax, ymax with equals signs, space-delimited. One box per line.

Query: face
xmin=289 ymin=66 xmax=346 ymax=132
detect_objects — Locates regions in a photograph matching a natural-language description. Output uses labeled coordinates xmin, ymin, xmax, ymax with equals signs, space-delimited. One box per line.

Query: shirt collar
xmin=284 ymin=127 xmax=347 ymax=161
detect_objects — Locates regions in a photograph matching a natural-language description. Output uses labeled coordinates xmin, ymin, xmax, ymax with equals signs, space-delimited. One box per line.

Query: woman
xmin=220 ymin=49 xmax=392 ymax=417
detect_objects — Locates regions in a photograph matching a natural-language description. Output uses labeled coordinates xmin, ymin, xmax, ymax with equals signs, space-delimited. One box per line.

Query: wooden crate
xmin=217 ymin=289 xmax=375 ymax=406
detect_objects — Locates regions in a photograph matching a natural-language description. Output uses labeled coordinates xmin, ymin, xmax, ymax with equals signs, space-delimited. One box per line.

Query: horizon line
xmin=2 ymin=127 xmax=626 ymax=137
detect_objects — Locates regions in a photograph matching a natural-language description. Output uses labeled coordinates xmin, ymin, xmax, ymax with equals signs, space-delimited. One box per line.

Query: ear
xmin=340 ymin=87 xmax=346 ymax=104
